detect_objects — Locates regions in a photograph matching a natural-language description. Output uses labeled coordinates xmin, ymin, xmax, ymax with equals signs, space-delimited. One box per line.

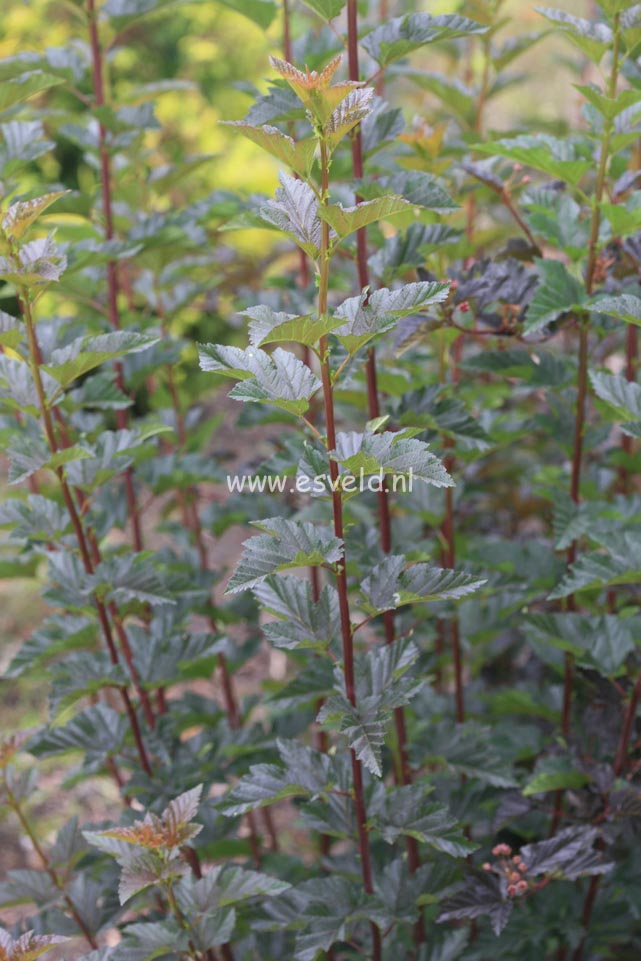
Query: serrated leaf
xmin=574 ymin=84 xmax=641 ymax=121
xmin=524 ymin=612 xmax=637 ymax=677
xmin=0 ymin=72 xmax=64 ymax=113
xmin=299 ymin=0 xmax=345 ymax=21
xmin=524 ymin=259 xmax=586 ymax=334
xmin=523 ymin=756 xmax=591 ymax=796
xmin=475 ymin=134 xmax=592 ymax=186
xmin=319 ymin=641 xmax=421 ymax=776
xmin=2 ymin=192 xmax=68 ymax=241
xmin=94 ymin=552 xmax=175 ymax=607
xmin=333 ymin=430 xmax=453 ymax=488
xmin=226 ymin=517 xmax=343 ymax=593
xmin=269 ymin=54 xmax=360 ymax=125
xmin=536 ymin=8 xmax=612 ymax=64
xmin=590 ymin=370 xmax=641 ymax=420
xmin=245 ymin=305 xmax=340 ymax=348
xmin=0 ymin=310 xmax=22 ymax=349
xmin=358 ymin=170 xmax=457 ymax=210
xmin=219 ymin=740 xmax=335 ymax=815
xmin=437 ymin=872 xmax=512 ymax=935
xmin=420 ymin=721 xmax=517 ymax=787
xmin=362 ymin=13 xmax=487 ymax=66
xmin=520 ymin=826 xmax=612 ymax=880
xmin=216 ymin=0 xmax=276 ymax=28
xmin=0 ymin=235 xmax=66 ymax=286
xmin=548 ymin=533 xmax=641 ymax=597
xmin=225 ymin=123 xmax=316 ymax=177
xmin=334 ymin=281 xmax=449 ymax=353
xmin=325 ymin=88 xmax=374 ymax=150
xmin=320 ymin=195 xmax=411 ymax=240
xmin=253 ymin=574 xmax=340 ymax=650
xmin=29 ymin=704 xmax=127 ymax=760
xmin=360 ymin=555 xmax=485 ymax=613
xmin=374 ymin=785 xmax=477 ymax=856
xmin=43 ymin=331 xmax=160 ymax=387
xmin=198 ymin=343 xmax=320 ymax=415
xmin=259 ymin=172 xmax=322 ymax=257
xmin=591 ymin=292 xmax=641 ymax=327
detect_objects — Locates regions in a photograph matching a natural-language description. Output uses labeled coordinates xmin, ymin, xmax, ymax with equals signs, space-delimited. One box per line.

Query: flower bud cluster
xmin=482 ymin=843 xmax=529 ymax=898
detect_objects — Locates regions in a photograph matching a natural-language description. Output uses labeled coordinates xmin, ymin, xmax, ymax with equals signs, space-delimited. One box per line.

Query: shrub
xmin=1 ymin=1 xmax=641 ymax=960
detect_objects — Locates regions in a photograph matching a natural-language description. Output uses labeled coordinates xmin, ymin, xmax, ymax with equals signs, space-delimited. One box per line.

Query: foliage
xmin=1 ymin=1 xmax=641 ymax=960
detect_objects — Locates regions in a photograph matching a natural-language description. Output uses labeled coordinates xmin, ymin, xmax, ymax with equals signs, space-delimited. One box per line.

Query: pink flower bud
xmin=507 ymin=884 xmax=517 ymax=896
xmin=519 ymin=862 xmax=527 ymax=872
xmin=522 ymin=175 xmax=531 ymax=184
xmin=459 ymin=300 xmax=470 ymax=313
xmin=517 ymin=880 xmax=528 ymax=893
xmin=482 ymin=862 xmax=492 ymax=871
xmin=492 ymin=843 xmax=512 ymax=857
xmin=514 ymin=163 xmax=523 ymax=172
xmin=512 ymin=855 xmax=521 ymax=864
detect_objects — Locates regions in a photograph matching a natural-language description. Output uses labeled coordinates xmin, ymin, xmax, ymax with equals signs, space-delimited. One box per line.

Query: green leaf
xmin=334 ymin=281 xmax=450 ymax=353
xmin=524 ymin=259 xmax=586 ymax=334
xmin=253 ymin=575 xmax=340 ymax=650
xmin=438 ymin=872 xmax=512 ymax=936
xmin=590 ymin=370 xmax=641 ymax=420
xmin=0 ymin=310 xmax=22 ymax=349
xmin=333 ymin=430 xmax=454 ymax=488
xmin=475 ymin=134 xmax=592 ymax=186
xmin=219 ymin=740 xmax=336 ymax=815
xmin=118 ymin=852 xmax=189 ymax=905
xmin=591 ymin=292 xmax=641 ymax=327
xmin=325 ymin=88 xmax=374 ymax=151
xmin=319 ymin=195 xmax=411 ymax=240
xmin=43 ymin=331 xmax=160 ymax=387
xmin=318 ymin=695 xmax=388 ymax=775
xmin=362 ymin=13 xmax=487 ymax=66
xmin=421 ymin=721 xmax=518 ymax=787
xmin=225 ymin=123 xmax=316 ymax=177
xmin=95 ymin=552 xmax=175 ymax=607
xmin=0 ymin=71 xmax=64 ymax=113
xmin=30 ymin=705 xmax=127 ymax=760
xmin=318 ymin=641 xmax=421 ymax=776
xmin=374 ymin=785 xmax=477 ymax=856
xmin=536 ymin=8 xmax=613 ymax=64
xmin=216 ymin=0 xmax=277 ymax=28
xmin=0 ymin=235 xmax=67 ymax=286
xmin=299 ymin=0 xmax=345 ymax=21
xmin=177 ymin=865 xmax=289 ymax=910
xmin=523 ymin=756 xmax=591 ymax=796
xmin=198 ymin=343 xmax=320 ymax=415
xmin=357 ymin=170 xmax=457 ymax=210
xmin=115 ymin=919 xmax=189 ymax=960
xmin=0 ymin=932 xmax=69 ymax=960
xmin=2 ymin=192 xmax=68 ymax=242
xmin=574 ymin=84 xmax=641 ymax=121
xmin=259 ymin=171 xmax=321 ymax=257
xmin=360 ymin=555 xmax=485 ymax=614
xmin=520 ymin=826 xmax=613 ymax=879
xmin=524 ymin=612 xmax=638 ymax=676
xmin=226 ymin=517 xmax=343 ymax=593
xmin=245 ymin=305 xmax=340 ymax=348
xmin=406 ymin=72 xmax=476 ymax=126
xmin=549 ymin=533 xmax=641 ymax=597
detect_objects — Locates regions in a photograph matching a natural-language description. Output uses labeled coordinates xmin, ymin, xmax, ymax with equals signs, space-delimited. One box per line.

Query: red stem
xmin=87 ymin=0 xmax=143 ymax=552
xmin=345 ymin=5 xmax=422 ymax=941
xmin=318 ymin=129 xmax=380 ymax=959
xmin=22 ymin=297 xmax=153 ymax=776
